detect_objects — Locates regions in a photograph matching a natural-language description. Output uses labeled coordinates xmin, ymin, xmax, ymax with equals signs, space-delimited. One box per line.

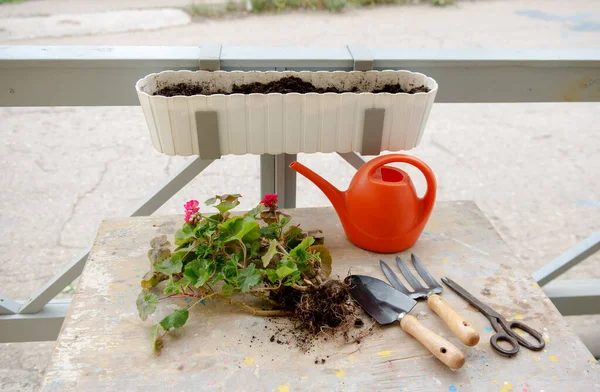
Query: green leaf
xmin=216 ymin=201 xmax=239 ymax=214
xmin=207 ymin=194 xmax=241 ymax=213
xmin=141 ymin=270 xmax=163 ymax=289
xmin=159 ymin=308 xmax=189 ymax=331
xmin=261 ymin=239 xmax=279 ymax=268
xmin=150 ymin=325 xmax=163 ymax=355
xmin=249 ymin=241 xmax=261 ymax=259
xmin=222 ymin=259 xmax=238 ymax=281
xmin=183 ymin=259 xmax=212 ymax=288
xmin=220 ymin=216 xmax=261 ymax=242
xmin=266 ymin=269 xmax=279 ymax=283
xmin=177 ymin=276 xmax=190 ymax=290
xmin=148 ymin=247 xmax=171 ymax=267
xmin=175 ymin=223 xmax=196 ymax=246
xmin=219 ymin=215 xmax=242 ymax=233
xmin=172 ymin=244 xmax=197 ymax=263
xmin=289 ymin=236 xmax=315 ymax=262
xmin=279 ymin=217 xmax=291 ymax=227
xmin=150 ymin=235 xmax=171 ymax=249
xmin=136 ymin=290 xmax=158 ymax=321
xmin=221 ymin=284 xmax=234 ymax=296
xmin=237 ymin=264 xmax=262 ymax=292
xmin=246 ymin=203 xmax=265 ymax=218
xmin=284 ymin=270 xmax=302 ymax=286
xmin=275 ymin=265 xmax=296 ymax=280
xmin=155 ymin=257 xmax=183 ymax=276
xmin=164 ymin=277 xmax=182 ymax=295
xmin=284 ymin=225 xmax=303 ymax=248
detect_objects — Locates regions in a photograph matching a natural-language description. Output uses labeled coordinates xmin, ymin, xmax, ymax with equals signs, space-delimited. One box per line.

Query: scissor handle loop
xmin=500 ymin=319 xmax=546 ymax=351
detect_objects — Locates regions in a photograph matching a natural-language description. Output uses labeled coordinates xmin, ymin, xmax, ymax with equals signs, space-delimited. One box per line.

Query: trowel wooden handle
xmin=400 ymin=314 xmax=465 ymax=370
xmin=428 ymin=294 xmax=480 ymax=346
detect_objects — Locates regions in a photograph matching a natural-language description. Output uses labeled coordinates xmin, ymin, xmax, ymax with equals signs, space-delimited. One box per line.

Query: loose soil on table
xmin=153 ymin=76 xmax=430 ymax=97
xmin=262 ymin=279 xmax=373 ymax=353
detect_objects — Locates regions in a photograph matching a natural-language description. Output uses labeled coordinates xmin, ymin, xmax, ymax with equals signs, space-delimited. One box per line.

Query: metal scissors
xmin=441 ymin=277 xmax=545 ymax=357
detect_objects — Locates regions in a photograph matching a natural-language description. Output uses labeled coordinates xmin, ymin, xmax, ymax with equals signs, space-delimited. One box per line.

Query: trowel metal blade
xmin=346 ymin=275 xmax=417 ymax=325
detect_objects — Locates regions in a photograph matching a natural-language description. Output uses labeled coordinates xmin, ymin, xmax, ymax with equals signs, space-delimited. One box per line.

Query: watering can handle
xmin=365 ymin=154 xmax=437 ymax=225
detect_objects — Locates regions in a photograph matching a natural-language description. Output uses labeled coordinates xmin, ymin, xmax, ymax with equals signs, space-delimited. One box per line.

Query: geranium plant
xmin=136 ymin=193 xmax=357 ymax=355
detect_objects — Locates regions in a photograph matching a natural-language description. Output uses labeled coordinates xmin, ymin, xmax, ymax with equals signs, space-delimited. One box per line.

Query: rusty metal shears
xmin=441 ymin=277 xmax=545 ymax=357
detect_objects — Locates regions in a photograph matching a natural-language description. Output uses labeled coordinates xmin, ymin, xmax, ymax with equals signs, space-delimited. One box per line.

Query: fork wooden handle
xmin=400 ymin=314 xmax=465 ymax=369
xmin=428 ymin=294 xmax=480 ymax=346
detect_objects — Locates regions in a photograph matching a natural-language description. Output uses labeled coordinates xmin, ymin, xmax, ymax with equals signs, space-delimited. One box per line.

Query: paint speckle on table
xmin=484 ymin=326 xmax=494 ymax=333
xmin=543 ymin=333 xmax=550 ymax=343
xmin=348 ymin=354 xmax=356 ymax=361
xmin=335 ymin=369 xmax=346 ymax=378
xmin=514 ymin=314 xmax=523 ymax=320
xmin=499 ymin=381 xmax=513 ymax=392
xmin=530 ymin=283 xmax=539 ymax=289
xmin=301 ymin=376 xmax=308 ymax=380
xmin=207 ymin=380 xmax=216 ymax=386
xmin=278 ymin=384 xmax=290 ymax=392
xmin=448 ymin=385 xmax=457 ymax=392
xmin=433 ymin=377 xmax=442 ymax=386
xmin=549 ymin=356 xmax=558 ymax=362
xmin=532 ymin=355 xmax=539 ymax=361
xmin=244 ymin=357 xmax=255 ymax=365
xmin=552 ymin=376 xmax=557 ymax=379
xmin=377 ymin=350 xmax=392 ymax=357
xmin=443 ymin=258 xmax=450 ymax=263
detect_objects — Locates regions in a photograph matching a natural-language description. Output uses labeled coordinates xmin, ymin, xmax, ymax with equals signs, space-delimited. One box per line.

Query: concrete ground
xmin=1 ymin=0 xmax=599 ymax=390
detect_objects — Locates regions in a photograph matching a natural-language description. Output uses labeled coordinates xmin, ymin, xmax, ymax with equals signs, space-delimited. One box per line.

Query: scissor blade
xmin=379 ymin=260 xmax=412 ymax=296
xmin=440 ymin=277 xmax=501 ymax=318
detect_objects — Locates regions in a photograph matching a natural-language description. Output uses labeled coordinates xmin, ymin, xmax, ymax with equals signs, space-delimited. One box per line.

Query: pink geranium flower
xmin=260 ymin=194 xmax=278 ymax=209
xmin=184 ymin=199 xmax=200 ymax=223
xmin=184 ymin=200 xmax=199 ymax=214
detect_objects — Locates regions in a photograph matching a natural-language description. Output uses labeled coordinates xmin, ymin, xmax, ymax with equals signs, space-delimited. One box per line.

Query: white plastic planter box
xmin=135 ymin=70 xmax=438 ymax=157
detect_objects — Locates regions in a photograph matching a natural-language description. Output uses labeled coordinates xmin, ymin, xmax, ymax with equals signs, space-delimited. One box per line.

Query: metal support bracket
xmin=0 ymin=300 xmax=71 ymax=343
xmin=543 ymin=279 xmax=600 ymax=316
xmin=361 ymin=108 xmax=385 ymax=156
xmin=260 ymin=154 xmax=297 ymax=209
xmin=195 ymin=111 xmax=221 ymax=159
xmin=16 ymin=157 xmax=216 ymax=316
xmin=346 ymin=44 xmax=373 ymax=72
xmin=198 ymin=44 xmax=222 ymax=71
xmin=533 ymin=232 xmax=600 ymax=286
xmin=0 ymin=295 xmax=21 ymax=315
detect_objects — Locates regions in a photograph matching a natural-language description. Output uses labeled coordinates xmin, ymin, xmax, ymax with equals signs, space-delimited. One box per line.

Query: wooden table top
xmin=41 ymin=201 xmax=599 ymax=391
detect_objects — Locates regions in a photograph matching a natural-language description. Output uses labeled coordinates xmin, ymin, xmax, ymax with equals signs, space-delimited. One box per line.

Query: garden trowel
xmin=346 ymin=275 xmax=465 ymax=369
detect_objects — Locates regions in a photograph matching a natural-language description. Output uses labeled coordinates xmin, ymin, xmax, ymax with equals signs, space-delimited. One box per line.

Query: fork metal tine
xmin=395 ymin=256 xmax=425 ymax=290
xmin=411 ymin=253 xmax=442 ymax=289
xmin=379 ymin=260 xmax=412 ymax=296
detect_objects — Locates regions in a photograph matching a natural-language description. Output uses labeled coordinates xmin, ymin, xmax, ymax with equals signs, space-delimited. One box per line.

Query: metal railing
xmin=1 ymin=45 xmax=599 ymax=343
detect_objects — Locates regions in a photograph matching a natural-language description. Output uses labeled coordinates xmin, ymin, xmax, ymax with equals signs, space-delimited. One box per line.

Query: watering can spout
xmin=289 ymin=161 xmax=347 ymax=217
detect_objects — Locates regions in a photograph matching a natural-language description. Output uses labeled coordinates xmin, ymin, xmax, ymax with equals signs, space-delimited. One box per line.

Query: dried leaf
xmin=308 ymin=245 xmax=332 ymax=278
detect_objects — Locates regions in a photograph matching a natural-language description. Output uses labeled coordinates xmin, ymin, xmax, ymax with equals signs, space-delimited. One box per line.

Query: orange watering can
xmin=290 ymin=154 xmax=436 ymax=253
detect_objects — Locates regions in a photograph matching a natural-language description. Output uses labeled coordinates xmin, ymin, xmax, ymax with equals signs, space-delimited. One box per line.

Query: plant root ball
xmin=294 ymin=280 xmax=358 ymax=335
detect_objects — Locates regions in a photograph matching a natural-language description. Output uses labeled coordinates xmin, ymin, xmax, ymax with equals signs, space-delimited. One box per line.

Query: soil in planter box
xmin=373 ymin=84 xmax=431 ymax=94
xmin=154 ymin=76 xmax=430 ymax=97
